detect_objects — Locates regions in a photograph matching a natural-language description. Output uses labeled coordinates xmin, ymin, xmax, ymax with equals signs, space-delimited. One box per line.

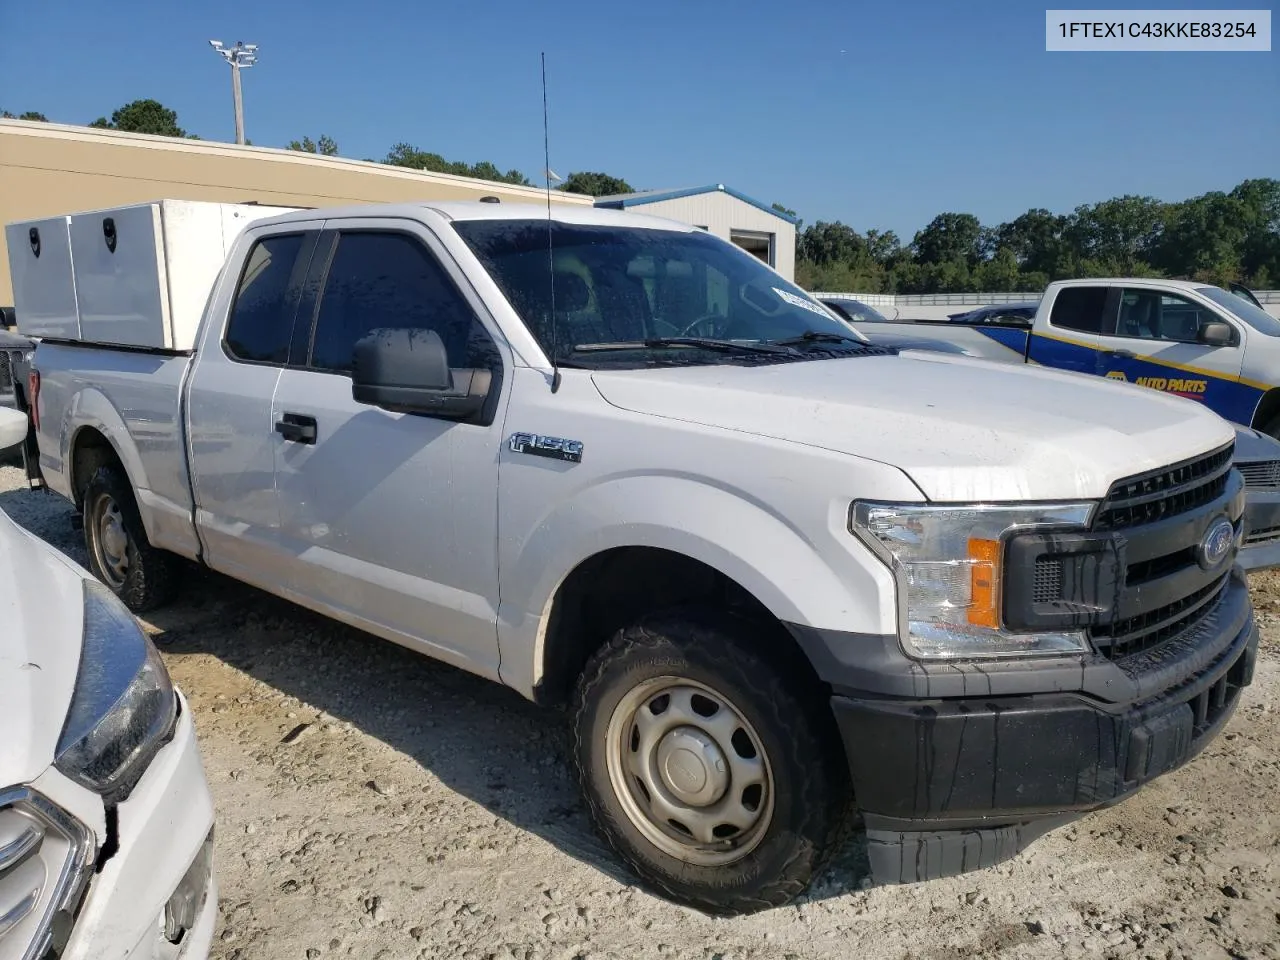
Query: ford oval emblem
xmin=1197 ymin=516 xmax=1235 ymax=570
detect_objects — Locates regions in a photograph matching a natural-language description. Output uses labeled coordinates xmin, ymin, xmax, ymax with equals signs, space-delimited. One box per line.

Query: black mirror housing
xmin=352 ymin=328 xmax=491 ymax=420
xmin=1198 ymin=321 xmax=1234 ymax=347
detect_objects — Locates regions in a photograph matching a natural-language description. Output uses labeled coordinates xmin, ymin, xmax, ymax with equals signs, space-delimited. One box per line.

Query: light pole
xmin=208 ymin=40 xmax=258 ymax=145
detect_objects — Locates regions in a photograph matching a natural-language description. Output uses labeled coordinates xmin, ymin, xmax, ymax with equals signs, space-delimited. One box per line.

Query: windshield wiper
xmin=573 ymin=337 xmax=793 ymax=356
xmin=767 ymin=330 xmax=867 ymax=347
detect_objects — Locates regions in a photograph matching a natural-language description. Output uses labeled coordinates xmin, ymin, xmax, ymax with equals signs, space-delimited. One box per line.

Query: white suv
xmin=0 ymin=409 xmax=215 ymax=960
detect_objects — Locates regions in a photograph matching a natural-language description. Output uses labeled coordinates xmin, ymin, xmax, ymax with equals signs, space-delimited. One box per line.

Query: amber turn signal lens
xmin=967 ymin=537 xmax=1001 ymax=629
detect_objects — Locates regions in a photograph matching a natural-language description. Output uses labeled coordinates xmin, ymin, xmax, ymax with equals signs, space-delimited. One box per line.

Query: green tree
xmin=864 ymin=229 xmax=900 ymax=264
xmin=995 ymin=208 xmax=1069 ymax=277
xmin=1232 ymin=178 xmax=1280 ymax=287
xmin=288 ymin=134 xmax=338 ymax=156
xmin=912 ymin=213 xmax=983 ymax=266
xmin=798 ymin=221 xmax=866 ymax=266
xmin=559 ymin=172 xmax=634 ymax=196
xmin=90 ymin=99 xmax=186 ymax=137
xmin=383 ymin=142 xmax=530 ymax=186
xmin=2 ymin=110 xmax=48 ymax=120
xmin=1064 ymin=195 xmax=1164 ymax=274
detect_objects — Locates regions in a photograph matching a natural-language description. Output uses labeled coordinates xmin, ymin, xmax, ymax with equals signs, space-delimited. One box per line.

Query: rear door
xmin=1026 ymin=285 xmax=1107 ymax=373
xmin=269 ymin=219 xmax=507 ymax=678
xmin=1094 ymin=286 xmax=1246 ymax=417
xmin=186 ymin=227 xmax=319 ymax=585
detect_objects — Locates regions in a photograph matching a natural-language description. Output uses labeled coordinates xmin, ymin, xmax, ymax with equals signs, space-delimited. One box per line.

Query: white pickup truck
xmin=12 ymin=200 xmax=1260 ymax=913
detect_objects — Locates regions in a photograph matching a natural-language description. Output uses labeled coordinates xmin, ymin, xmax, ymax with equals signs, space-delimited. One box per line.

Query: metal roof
xmin=594 ymin=184 xmax=800 ymax=225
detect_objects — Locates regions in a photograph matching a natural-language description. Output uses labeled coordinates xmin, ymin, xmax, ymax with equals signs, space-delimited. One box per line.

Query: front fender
xmin=496 ymin=472 xmax=900 ymax=696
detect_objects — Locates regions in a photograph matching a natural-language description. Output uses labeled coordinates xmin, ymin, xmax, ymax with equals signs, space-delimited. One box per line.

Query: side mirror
xmin=352 ymin=328 xmax=491 ymax=421
xmin=0 ymin=407 xmax=29 ymax=451
xmin=1198 ymin=321 xmax=1234 ymax=347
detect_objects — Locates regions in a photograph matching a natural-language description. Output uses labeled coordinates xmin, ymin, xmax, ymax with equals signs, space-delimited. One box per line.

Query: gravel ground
xmin=3 ymin=462 xmax=1278 ymax=960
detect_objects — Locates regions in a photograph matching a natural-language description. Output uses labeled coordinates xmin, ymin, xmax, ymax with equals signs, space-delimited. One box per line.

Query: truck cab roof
xmin=250 ymin=201 xmax=697 ymax=233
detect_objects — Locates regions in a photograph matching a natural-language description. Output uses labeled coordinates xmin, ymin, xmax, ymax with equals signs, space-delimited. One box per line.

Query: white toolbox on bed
xmin=7 ymin=199 xmax=295 ymax=349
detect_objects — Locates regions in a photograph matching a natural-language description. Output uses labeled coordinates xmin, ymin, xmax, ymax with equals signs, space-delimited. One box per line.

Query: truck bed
xmin=34 ymin=341 xmax=200 ymax=560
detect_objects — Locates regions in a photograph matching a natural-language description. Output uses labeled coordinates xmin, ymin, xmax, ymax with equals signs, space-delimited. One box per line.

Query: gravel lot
xmin=2 ymin=462 xmax=1277 ymax=960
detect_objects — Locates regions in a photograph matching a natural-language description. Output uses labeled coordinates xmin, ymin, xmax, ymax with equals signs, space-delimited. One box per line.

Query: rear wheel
xmin=573 ymin=608 xmax=848 ymax=914
xmin=83 ymin=463 xmax=179 ymax=612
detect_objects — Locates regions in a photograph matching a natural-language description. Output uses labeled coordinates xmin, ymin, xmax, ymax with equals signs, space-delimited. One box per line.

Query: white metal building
xmin=594 ymin=184 xmax=797 ymax=281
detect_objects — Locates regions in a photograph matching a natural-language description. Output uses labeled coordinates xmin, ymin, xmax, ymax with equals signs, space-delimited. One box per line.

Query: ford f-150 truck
xmin=834 ymin=279 xmax=1280 ymax=436
xmin=13 ymin=200 xmax=1260 ymax=913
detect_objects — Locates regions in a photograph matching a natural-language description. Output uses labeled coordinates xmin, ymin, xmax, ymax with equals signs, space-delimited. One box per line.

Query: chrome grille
xmin=1094 ymin=443 xmax=1234 ymax=531
xmin=1245 ymin=523 xmax=1280 ymax=546
xmin=1238 ymin=460 xmax=1280 ymax=490
xmin=0 ymin=790 xmax=94 ymax=960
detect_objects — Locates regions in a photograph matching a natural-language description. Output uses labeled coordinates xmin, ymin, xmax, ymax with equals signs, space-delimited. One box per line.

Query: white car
xmin=0 ymin=408 xmax=215 ymax=959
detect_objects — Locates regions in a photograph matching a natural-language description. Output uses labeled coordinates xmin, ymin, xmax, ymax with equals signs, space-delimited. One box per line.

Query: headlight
xmin=55 ymin=580 xmax=177 ymax=802
xmin=851 ymin=501 xmax=1095 ymax=659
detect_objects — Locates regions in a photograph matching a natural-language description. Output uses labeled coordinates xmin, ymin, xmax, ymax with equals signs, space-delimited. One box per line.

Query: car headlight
xmin=55 ymin=580 xmax=177 ymax=802
xmin=851 ymin=501 xmax=1095 ymax=659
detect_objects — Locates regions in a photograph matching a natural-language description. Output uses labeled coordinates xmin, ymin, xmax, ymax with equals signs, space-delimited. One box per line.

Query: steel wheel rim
xmin=88 ymin=493 xmax=129 ymax=589
xmin=605 ymin=676 xmax=774 ymax=866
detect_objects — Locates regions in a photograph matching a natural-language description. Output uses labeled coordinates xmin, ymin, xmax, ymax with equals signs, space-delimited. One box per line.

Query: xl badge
xmin=1197 ymin=516 xmax=1235 ymax=570
xmin=509 ymin=432 xmax=584 ymax=463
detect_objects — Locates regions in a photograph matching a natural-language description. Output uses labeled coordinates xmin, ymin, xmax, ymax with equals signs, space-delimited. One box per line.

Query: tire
xmin=82 ymin=463 xmax=180 ymax=612
xmin=1263 ymin=415 xmax=1280 ymax=442
xmin=572 ymin=607 xmax=849 ymax=914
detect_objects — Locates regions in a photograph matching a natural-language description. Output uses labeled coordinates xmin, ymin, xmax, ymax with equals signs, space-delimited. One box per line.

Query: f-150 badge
xmin=509 ymin=433 xmax=584 ymax=463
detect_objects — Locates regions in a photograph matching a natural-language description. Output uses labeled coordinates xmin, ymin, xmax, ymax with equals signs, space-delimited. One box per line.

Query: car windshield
xmin=830 ymin=299 xmax=891 ymax=323
xmin=452 ymin=219 xmax=870 ymax=366
xmin=1197 ymin=286 xmax=1280 ymax=336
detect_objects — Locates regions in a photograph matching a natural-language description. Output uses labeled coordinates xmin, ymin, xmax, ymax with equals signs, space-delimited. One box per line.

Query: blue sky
xmin=2 ymin=0 xmax=1275 ymax=238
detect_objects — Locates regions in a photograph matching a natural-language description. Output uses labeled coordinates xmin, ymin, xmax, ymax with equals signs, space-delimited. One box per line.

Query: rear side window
xmin=1049 ymin=286 xmax=1108 ymax=334
xmin=310 ymin=231 xmax=497 ymax=374
xmin=225 ymin=234 xmax=306 ymax=363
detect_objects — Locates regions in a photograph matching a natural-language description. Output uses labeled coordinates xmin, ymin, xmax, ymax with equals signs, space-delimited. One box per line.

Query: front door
xmin=186 ymin=228 xmax=317 ymax=586
xmin=1094 ymin=287 xmax=1248 ymax=421
xmin=269 ymin=221 xmax=507 ymax=678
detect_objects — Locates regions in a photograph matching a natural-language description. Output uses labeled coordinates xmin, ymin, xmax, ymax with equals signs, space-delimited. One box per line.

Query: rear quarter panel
xmin=34 ymin=342 xmax=198 ymax=558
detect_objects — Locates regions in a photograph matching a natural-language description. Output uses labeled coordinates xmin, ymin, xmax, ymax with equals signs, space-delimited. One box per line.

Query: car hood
xmin=0 ymin=510 xmax=84 ymax=786
xmin=1232 ymin=424 xmax=1280 ymax=463
xmin=590 ymin=351 xmax=1235 ymax=501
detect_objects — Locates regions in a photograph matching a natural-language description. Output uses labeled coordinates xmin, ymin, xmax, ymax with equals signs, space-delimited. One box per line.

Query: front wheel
xmin=572 ymin=608 xmax=849 ymax=914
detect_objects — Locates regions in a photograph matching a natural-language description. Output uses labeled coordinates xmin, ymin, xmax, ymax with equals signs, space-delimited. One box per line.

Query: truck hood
xmin=590 ymin=351 xmax=1236 ymax=501
xmin=0 ymin=510 xmax=84 ymax=786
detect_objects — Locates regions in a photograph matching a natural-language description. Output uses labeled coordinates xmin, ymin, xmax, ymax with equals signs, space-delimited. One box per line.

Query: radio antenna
xmin=542 ymin=51 xmax=561 ymax=394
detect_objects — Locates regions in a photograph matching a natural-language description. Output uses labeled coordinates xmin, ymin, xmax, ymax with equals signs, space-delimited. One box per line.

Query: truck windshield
xmin=451 ymin=219 xmax=868 ymax=366
xmin=1196 ymin=286 xmax=1280 ymax=336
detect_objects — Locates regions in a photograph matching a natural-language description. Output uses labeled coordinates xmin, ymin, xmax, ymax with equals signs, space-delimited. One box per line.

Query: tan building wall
xmin=0 ymin=119 xmax=592 ymax=304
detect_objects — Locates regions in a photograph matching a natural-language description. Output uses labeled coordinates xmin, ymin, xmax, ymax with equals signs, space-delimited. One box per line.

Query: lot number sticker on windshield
xmin=772 ymin=287 xmax=830 ymax=317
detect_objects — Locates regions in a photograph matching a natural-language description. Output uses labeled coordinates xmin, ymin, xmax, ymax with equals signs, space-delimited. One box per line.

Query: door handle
xmin=1103 ymin=348 xmax=1135 ymax=359
xmin=275 ymin=413 xmax=317 ymax=444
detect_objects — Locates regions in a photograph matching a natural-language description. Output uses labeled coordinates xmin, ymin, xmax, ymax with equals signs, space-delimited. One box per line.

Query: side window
xmin=225 ymin=234 xmax=306 ymax=363
xmin=310 ymin=232 xmax=498 ymax=374
xmin=1117 ymin=289 xmax=1221 ymax=343
xmin=1049 ymin=285 xmax=1111 ymax=335
xmin=1048 ymin=286 xmax=1108 ymax=334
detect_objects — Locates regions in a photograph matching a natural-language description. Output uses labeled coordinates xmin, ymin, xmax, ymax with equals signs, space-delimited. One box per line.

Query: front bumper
xmin=806 ymin=569 xmax=1258 ymax=885
xmin=63 ymin=694 xmax=217 ymax=960
xmin=1239 ymin=486 xmax=1280 ymax=571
